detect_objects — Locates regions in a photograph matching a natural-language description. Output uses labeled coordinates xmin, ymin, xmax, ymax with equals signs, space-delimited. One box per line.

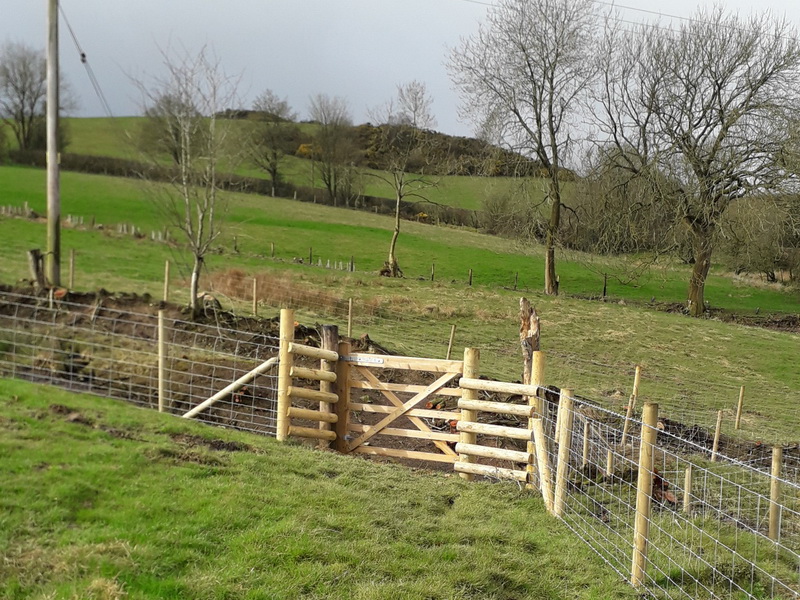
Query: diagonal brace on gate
xmin=356 ymin=367 xmax=459 ymax=456
xmin=347 ymin=371 xmax=460 ymax=452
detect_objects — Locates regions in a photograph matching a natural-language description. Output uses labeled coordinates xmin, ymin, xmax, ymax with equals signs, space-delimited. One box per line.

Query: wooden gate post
xmin=276 ymin=308 xmax=294 ymax=442
xmin=333 ymin=340 xmax=351 ymax=453
xmin=631 ymin=402 xmax=659 ymax=588
xmin=553 ymin=388 xmax=574 ymax=518
xmin=459 ymin=348 xmax=480 ymax=481
xmin=318 ymin=325 xmax=339 ymax=448
xmin=769 ymin=445 xmax=783 ymax=541
xmin=526 ymin=350 xmax=545 ymax=489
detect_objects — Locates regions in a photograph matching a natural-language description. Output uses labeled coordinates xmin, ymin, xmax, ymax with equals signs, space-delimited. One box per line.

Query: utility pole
xmin=46 ymin=0 xmax=61 ymax=286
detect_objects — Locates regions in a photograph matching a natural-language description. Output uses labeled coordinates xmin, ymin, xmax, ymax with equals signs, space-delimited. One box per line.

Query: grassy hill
xmin=0 ymin=379 xmax=634 ymax=600
xmin=64 ymin=117 xmax=554 ymax=212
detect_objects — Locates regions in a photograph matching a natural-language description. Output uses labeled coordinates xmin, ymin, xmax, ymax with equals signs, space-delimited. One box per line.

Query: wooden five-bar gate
xmin=269 ymin=309 xmax=548 ymax=484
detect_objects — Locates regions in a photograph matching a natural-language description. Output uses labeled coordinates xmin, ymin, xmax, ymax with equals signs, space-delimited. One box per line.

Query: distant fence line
xmin=8 ymin=150 xmax=480 ymax=228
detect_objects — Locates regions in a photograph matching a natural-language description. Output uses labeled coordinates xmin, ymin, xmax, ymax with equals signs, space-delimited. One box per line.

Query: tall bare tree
xmin=595 ymin=9 xmax=800 ymax=316
xmin=0 ymin=41 xmax=71 ymax=151
xmin=249 ymin=89 xmax=298 ymax=192
xmin=449 ymin=0 xmax=599 ymax=295
xmin=308 ymin=94 xmax=360 ymax=207
xmin=135 ymin=46 xmax=240 ymax=318
xmin=369 ymin=81 xmax=438 ymax=277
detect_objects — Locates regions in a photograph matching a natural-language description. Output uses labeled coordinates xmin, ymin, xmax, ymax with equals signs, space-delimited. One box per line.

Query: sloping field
xmin=0 ymin=379 xmax=634 ymax=600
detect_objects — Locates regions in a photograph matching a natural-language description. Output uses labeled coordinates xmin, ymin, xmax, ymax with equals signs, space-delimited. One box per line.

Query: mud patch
xmin=49 ymin=403 xmax=96 ymax=427
xmin=101 ymin=426 xmax=140 ymax=441
xmin=170 ymin=432 xmax=253 ymax=453
xmin=146 ymin=446 xmax=225 ymax=466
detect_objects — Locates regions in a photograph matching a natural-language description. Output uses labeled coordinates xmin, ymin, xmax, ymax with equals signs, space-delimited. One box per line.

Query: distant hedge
xmin=8 ymin=150 xmax=479 ymax=228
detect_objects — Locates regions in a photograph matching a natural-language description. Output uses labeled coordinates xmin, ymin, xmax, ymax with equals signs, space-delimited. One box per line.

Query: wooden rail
xmin=458 ymin=398 xmax=535 ymax=418
xmin=454 ymin=462 xmax=528 ymax=482
xmin=454 ymin=443 xmax=531 ymax=463
xmin=288 ymin=342 xmax=338 ymax=362
xmin=288 ymin=407 xmax=338 ymax=424
xmin=456 ymin=421 xmax=532 ymax=441
xmin=459 ymin=377 xmax=539 ymax=397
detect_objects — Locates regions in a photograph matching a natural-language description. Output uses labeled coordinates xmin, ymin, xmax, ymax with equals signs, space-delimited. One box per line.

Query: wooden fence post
xmin=271 ymin=242 xmax=275 ymax=258
xmin=620 ymin=365 xmax=642 ymax=447
xmin=735 ymin=386 xmax=745 ymax=430
xmin=526 ymin=350 xmax=545 ymax=488
xmin=446 ymin=325 xmax=456 ymax=360
xmin=459 ymin=348 xmax=480 ymax=481
xmin=252 ymin=278 xmax=258 ymax=316
xmin=554 ymin=388 xmax=575 ymax=518
xmin=27 ymin=249 xmax=46 ymax=291
xmin=532 ymin=418 xmax=554 ymax=513
xmin=68 ymin=248 xmax=75 ymax=289
xmin=333 ymin=340 xmax=351 ymax=453
xmin=711 ymin=410 xmax=723 ymax=462
xmin=158 ymin=310 xmax=166 ymax=412
xmin=582 ymin=420 xmax=590 ymax=467
xmin=276 ymin=308 xmax=294 ymax=442
xmin=769 ymin=445 xmax=783 ymax=541
xmin=163 ymin=260 xmax=170 ymax=303
xmin=683 ymin=464 xmax=693 ymax=514
xmin=631 ymin=402 xmax=659 ymax=588
xmin=318 ymin=325 xmax=339 ymax=448
xmin=431 ymin=263 xmax=435 ymax=281
xmin=468 ymin=268 xmax=473 ymax=286
xmin=347 ymin=298 xmax=353 ymax=338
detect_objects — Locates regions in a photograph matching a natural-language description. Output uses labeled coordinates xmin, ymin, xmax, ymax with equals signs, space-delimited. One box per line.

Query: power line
xmin=445 ymin=0 xmax=800 ymax=43
xmin=58 ymin=3 xmax=114 ymax=118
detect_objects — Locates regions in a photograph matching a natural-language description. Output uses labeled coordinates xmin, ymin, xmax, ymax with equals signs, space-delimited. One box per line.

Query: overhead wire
xmin=59 ymin=3 xmax=114 ymax=118
xmin=445 ymin=0 xmax=800 ymax=43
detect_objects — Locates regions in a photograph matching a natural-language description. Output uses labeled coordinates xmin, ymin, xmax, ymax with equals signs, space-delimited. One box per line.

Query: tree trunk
xmin=190 ymin=255 xmax=202 ymax=319
xmin=383 ymin=191 xmax=402 ymax=277
xmin=687 ymin=223 xmax=713 ymax=317
xmin=544 ymin=178 xmax=561 ymax=296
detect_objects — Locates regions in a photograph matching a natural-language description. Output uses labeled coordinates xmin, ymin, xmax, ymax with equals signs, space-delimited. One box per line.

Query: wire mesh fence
xmin=537 ymin=391 xmax=800 ymax=599
xmin=0 ymin=289 xmax=280 ymax=436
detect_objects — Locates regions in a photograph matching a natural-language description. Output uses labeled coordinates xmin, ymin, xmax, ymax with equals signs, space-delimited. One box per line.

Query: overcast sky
xmin=3 ymin=0 xmax=800 ymax=138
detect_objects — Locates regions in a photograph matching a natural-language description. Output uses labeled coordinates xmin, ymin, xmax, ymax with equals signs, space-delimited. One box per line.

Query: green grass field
xmin=1 ymin=162 xmax=799 ymax=442
xmin=0 ymin=379 xmax=634 ymax=600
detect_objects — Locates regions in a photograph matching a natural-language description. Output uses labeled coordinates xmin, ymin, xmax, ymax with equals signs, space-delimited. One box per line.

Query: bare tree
xmin=0 ymin=41 xmax=71 ymax=151
xmin=308 ymin=94 xmax=360 ymax=207
xmin=139 ymin=92 xmax=200 ymax=165
xmin=449 ymin=0 xmax=599 ymax=295
xmin=369 ymin=81 xmax=438 ymax=277
xmin=135 ymin=46 xmax=240 ymax=318
xmin=249 ymin=89 xmax=298 ymax=192
xmin=595 ymin=9 xmax=800 ymax=316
